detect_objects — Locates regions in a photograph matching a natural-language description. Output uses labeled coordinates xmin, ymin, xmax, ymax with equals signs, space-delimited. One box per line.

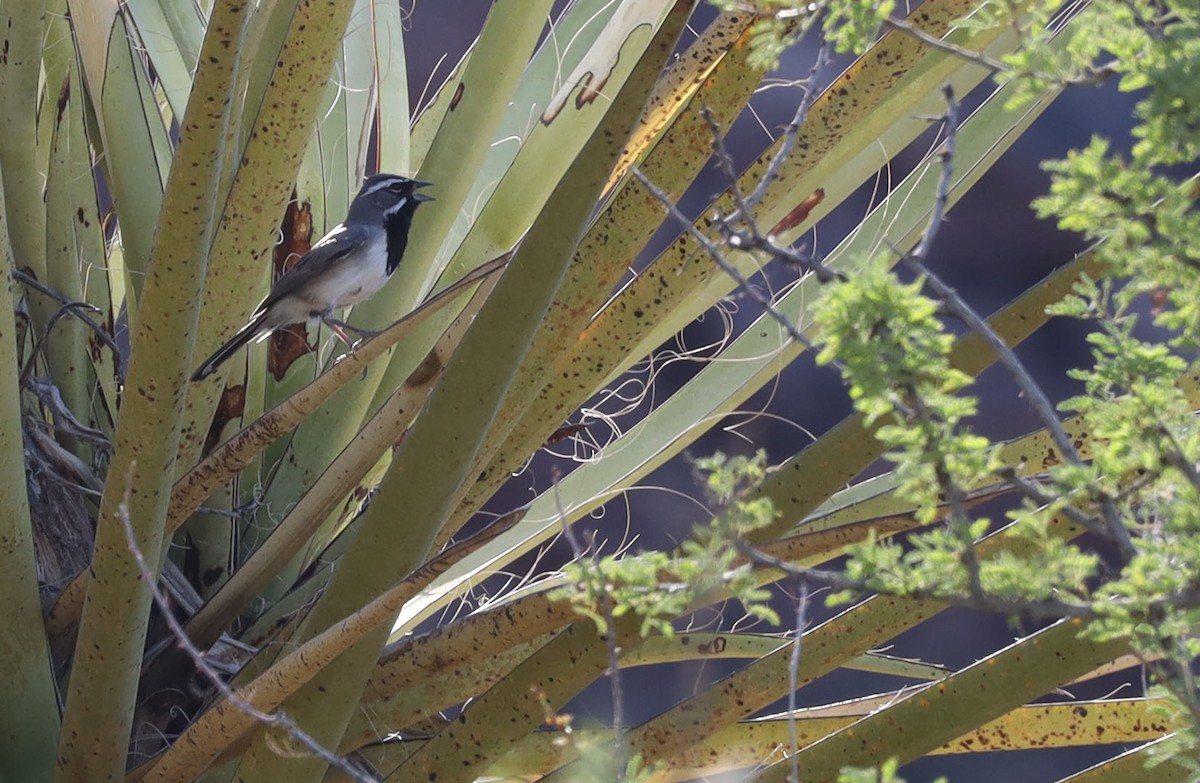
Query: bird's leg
xmin=320 ymin=318 xmax=354 ymax=348
xmin=322 ymin=316 xmax=380 ymax=345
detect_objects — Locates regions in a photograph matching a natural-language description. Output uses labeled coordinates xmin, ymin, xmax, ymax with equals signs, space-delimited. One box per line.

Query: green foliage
xmin=813 ymin=259 xmax=1006 ymax=598
xmin=12 ymin=0 xmax=1200 ymax=779
xmin=800 ymin=0 xmax=1200 ymax=769
xmin=707 ymin=0 xmax=894 ymax=69
xmin=704 ymin=1 xmax=805 ymax=70
xmin=1024 ymin=3 xmax=1200 ymax=757
xmin=563 ymin=736 xmax=661 ymax=783
xmin=556 ymin=452 xmax=780 ymax=638
xmin=823 ymin=0 xmax=896 ymax=54
xmin=690 ymin=0 xmax=1200 ymax=768
xmin=839 ymin=757 xmax=947 ymax=783
xmin=1144 ymin=690 xmax=1200 ymax=776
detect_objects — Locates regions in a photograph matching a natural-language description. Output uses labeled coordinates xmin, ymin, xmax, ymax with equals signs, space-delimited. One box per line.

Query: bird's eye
xmin=387 ymin=181 xmax=407 ymax=194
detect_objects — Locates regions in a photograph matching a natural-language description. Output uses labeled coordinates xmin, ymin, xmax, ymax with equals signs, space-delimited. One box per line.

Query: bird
xmin=191 ymin=173 xmax=433 ymax=381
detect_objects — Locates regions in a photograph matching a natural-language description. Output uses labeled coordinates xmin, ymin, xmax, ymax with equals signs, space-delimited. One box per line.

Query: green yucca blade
xmin=250 ymin=2 xmax=671 ymax=587
xmin=123 ymin=0 xmax=205 ymax=116
xmin=240 ymin=0 xmax=560 ymax=593
xmin=338 ymin=242 xmax=1097 ymax=762
xmin=1057 ymin=737 xmax=1189 ymax=783
xmin=178 ymin=0 xmax=380 ymax=470
xmin=430 ymin=7 xmax=762 ymax=541
xmin=389 ymin=38 xmax=1063 ymax=637
xmin=237 ymin=0 xmax=398 ymax=570
xmin=72 ymin=3 xmax=172 ymax=312
xmin=54 ymin=0 xmax=250 ymax=775
xmin=224 ymin=9 xmax=697 ymax=782
xmin=455 ymin=698 xmax=1170 ymax=783
xmin=0 ymin=149 xmax=60 ymax=783
xmin=373 ymin=0 xmax=410 ymax=172
xmin=753 ymin=620 xmax=1128 ymax=783
xmin=440 ymin=0 xmax=1025 ymax=550
xmin=357 ymin=0 xmax=681 ymax=432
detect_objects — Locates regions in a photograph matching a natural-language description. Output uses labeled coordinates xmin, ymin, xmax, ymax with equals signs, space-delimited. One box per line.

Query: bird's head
xmin=350 ymin=173 xmax=434 ymax=226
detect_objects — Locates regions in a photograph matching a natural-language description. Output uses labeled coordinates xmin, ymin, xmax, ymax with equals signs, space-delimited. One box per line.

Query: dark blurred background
xmin=399 ymin=3 xmax=1142 ymax=780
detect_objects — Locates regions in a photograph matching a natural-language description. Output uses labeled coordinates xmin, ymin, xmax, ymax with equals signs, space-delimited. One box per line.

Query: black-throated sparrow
xmin=191 ymin=174 xmax=433 ymax=381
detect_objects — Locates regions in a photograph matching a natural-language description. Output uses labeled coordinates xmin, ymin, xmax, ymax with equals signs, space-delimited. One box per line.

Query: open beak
xmin=412 ymin=180 xmax=434 ymax=202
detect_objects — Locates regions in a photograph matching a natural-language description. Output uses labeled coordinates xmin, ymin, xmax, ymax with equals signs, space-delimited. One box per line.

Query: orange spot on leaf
xmin=770 ymin=188 xmax=825 ymax=235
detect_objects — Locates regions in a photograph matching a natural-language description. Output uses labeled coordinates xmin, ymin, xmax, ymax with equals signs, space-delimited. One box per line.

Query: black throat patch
xmin=383 ymin=209 xmax=416 ymax=276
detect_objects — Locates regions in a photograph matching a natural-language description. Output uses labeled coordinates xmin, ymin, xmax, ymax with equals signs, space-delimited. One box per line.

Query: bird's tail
xmin=191 ymin=312 xmax=271 ymax=381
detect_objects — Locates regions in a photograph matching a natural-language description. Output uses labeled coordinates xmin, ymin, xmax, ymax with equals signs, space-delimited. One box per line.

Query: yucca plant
xmin=1 ymin=0 xmax=1195 ymax=782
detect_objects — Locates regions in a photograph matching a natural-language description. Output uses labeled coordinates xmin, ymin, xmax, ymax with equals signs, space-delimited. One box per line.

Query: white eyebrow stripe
xmin=359 ymin=177 xmax=406 ymax=198
xmin=383 ymin=197 xmax=410 ymax=217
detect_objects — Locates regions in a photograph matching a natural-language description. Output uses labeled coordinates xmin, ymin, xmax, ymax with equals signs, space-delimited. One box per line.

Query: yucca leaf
xmin=238 ymin=0 xmax=560 ymax=594
xmin=44 ymin=62 xmax=113 ymax=441
xmin=442 ymin=0 xmax=1027 ymax=546
xmin=123 ymin=0 xmax=205 ymax=116
xmin=55 ymin=0 xmax=251 ymax=776
xmin=1057 ymin=737 xmax=1189 ymax=783
xmin=391 ymin=36 xmax=1065 ymax=635
xmin=754 ymin=620 xmax=1128 ymax=783
xmin=446 ymin=698 xmax=1173 ymax=782
xmin=67 ymin=0 xmax=172 ymax=311
xmin=225 ymin=8 xmax=697 ymax=781
xmin=0 ymin=146 xmax=60 ymax=783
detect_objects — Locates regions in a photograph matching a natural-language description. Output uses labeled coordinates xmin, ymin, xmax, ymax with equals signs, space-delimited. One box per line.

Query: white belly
xmin=303 ymin=232 xmax=391 ymax=309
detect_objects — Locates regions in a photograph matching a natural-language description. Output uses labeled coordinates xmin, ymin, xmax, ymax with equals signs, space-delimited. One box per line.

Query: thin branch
xmin=703 ymin=105 xmax=757 ymax=235
xmin=908 ymin=387 xmax=984 ymax=599
xmin=553 ymin=475 xmax=628 ymax=783
xmin=24 ymin=376 xmax=112 ymax=449
xmin=883 ymin=16 xmax=1009 ymax=73
xmin=995 ymin=467 xmax=1117 ymax=542
xmin=13 ymin=268 xmax=126 ymax=380
xmin=744 ymin=41 xmax=831 ymax=215
xmin=116 ymin=472 xmax=378 ymax=783
xmin=888 ymin=3 xmax=1116 ymax=88
xmin=905 ymin=84 xmax=959 ymax=264
xmin=897 ymin=85 xmax=1135 ymax=559
xmin=785 ymin=580 xmax=808 ymax=783
xmin=1150 ymin=419 xmax=1200 ymax=495
xmin=630 ymin=167 xmax=835 ymax=358
xmin=13 ymin=266 xmax=78 ymax=305
xmin=698 ymin=108 xmax=844 ymax=284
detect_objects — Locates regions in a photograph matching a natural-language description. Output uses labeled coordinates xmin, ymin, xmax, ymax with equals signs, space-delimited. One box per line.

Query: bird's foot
xmin=322 ymin=317 xmax=380 ymax=346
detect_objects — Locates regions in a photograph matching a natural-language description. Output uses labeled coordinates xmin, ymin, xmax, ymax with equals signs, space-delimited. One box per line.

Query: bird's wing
xmin=254 ymin=223 xmax=372 ymax=313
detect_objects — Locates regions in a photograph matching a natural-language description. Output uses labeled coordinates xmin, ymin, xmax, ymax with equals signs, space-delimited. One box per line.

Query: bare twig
xmin=785 ymin=580 xmax=808 ymax=783
xmin=995 ymin=468 xmax=1117 ymax=542
xmin=13 ymin=268 xmax=126 ymax=380
xmin=883 ymin=16 xmax=1008 ymax=73
xmin=13 ymin=266 xmax=78 ymax=306
xmin=1150 ymin=418 xmax=1200 ymax=495
xmin=905 ymin=84 xmax=959 ymax=264
xmin=897 ymin=85 xmax=1135 ymax=559
xmin=887 ymin=1 xmax=1116 ymax=87
xmin=698 ymin=107 xmax=845 ymax=284
xmin=631 ymin=167 xmax=833 ymax=357
xmin=743 ymin=41 xmax=831 ymax=215
xmin=553 ymin=476 xmax=628 ymax=783
xmin=910 ymin=388 xmax=984 ymax=599
xmin=25 ymin=376 xmax=112 ymax=449
xmin=116 ymin=473 xmax=378 ymax=783
xmin=702 ymin=105 xmax=757 ymax=234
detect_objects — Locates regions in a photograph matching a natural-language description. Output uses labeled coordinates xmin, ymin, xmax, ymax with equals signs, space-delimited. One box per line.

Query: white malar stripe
xmin=383 ymin=197 xmax=410 ymax=218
